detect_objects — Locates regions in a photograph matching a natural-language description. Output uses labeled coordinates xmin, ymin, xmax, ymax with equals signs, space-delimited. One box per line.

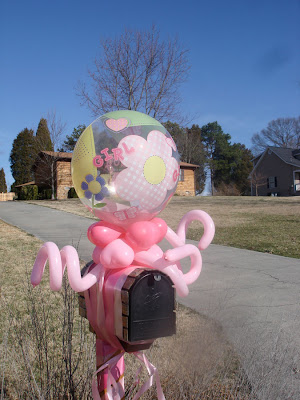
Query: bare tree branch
xmin=47 ymin=110 xmax=67 ymax=152
xmin=76 ymin=26 xmax=190 ymax=121
xmin=35 ymin=111 xmax=67 ymax=199
xmin=251 ymin=117 xmax=300 ymax=155
xmin=250 ymin=170 xmax=267 ymax=196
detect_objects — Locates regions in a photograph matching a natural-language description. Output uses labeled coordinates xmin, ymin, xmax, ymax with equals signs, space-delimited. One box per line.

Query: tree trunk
xmin=51 ymin=162 xmax=55 ymax=200
xmin=211 ymin=170 xmax=214 ymax=196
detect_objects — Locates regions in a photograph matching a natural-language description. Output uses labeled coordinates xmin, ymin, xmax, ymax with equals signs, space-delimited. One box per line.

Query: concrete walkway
xmin=1 ymin=201 xmax=299 ymax=399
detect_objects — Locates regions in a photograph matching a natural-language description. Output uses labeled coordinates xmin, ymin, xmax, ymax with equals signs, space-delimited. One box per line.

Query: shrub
xmin=215 ymin=182 xmax=241 ymax=196
xmin=1 ymin=278 xmax=95 ymax=399
xmin=68 ymin=187 xmax=78 ymax=198
xmin=38 ymin=188 xmax=52 ymax=200
xmin=18 ymin=185 xmax=39 ymax=200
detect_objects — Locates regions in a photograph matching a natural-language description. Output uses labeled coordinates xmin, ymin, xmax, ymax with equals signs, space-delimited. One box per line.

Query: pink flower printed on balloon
xmin=115 ymin=130 xmax=179 ymax=211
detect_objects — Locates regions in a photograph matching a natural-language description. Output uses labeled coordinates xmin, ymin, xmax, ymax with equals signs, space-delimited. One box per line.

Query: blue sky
xmin=1 ymin=0 xmax=299 ymax=189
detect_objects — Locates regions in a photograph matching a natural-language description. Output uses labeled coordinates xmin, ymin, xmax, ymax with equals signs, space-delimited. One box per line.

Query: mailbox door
xmin=127 ymin=270 xmax=176 ymax=342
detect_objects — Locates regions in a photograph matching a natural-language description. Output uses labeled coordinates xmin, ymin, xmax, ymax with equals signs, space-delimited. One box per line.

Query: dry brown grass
xmin=0 ymin=220 xmax=254 ymax=399
xmin=27 ymin=196 xmax=300 ymax=228
xmin=0 ymin=221 xmax=95 ymax=399
xmin=27 ymin=196 xmax=300 ymax=258
xmin=125 ymin=305 xmax=254 ymax=399
xmin=160 ymin=196 xmax=300 ymax=229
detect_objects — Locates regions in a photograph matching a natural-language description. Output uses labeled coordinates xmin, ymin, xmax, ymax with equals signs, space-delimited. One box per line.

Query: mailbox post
xmin=79 ymin=264 xmax=176 ymax=398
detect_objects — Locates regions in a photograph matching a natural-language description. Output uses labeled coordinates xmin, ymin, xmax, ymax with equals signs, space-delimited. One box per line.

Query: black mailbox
xmin=79 ymin=264 xmax=176 ymax=352
xmin=119 ymin=269 xmax=176 ymax=344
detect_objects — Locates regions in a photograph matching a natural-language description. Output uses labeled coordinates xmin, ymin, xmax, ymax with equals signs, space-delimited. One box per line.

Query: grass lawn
xmin=0 ymin=220 xmax=95 ymax=398
xmin=28 ymin=196 xmax=300 ymax=258
xmin=0 ymin=220 xmax=254 ymax=399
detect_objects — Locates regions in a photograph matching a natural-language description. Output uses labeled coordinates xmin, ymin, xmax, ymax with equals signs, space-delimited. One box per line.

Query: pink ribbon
xmin=130 ymin=352 xmax=165 ymax=400
xmin=92 ymin=351 xmax=165 ymax=400
xmin=92 ymin=352 xmax=125 ymax=400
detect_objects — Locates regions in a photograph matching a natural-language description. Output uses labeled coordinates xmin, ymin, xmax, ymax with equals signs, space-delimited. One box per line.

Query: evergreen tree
xmin=229 ymin=144 xmax=253 ymax=195
xmin=164 ymin=121 xmax=206 ymax=193
xmin=10 ymin=128 xmax=36 ymax=185
xmin=36 ymin=111 xmax=66 ymax=199
xmin=35 ymin=118 xmax=53 ymax=153
xmin=201 ymin=122 xmax=230 ymax=194
xmin=0 ymin=168 xmax=7 ymax=192
xmin=59 ymin=125 xmax=86 ymax=152
xmin=202 ymin=122 xmax=253 ymax=195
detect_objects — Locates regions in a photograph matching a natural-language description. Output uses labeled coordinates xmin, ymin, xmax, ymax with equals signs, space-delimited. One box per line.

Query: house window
xmin=267 ymin=176 xmax=277 ymax=189
xmin=179 ymin=168 xmax=184 ymax=182
xmin=294 ymin=171 xmax=300 ymax=191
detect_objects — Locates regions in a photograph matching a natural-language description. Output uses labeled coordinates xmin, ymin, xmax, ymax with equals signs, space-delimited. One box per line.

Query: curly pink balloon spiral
xmin=31 ymin=242 xmax=102 ymax=292
xmin=31 ymin=210 xmax=215 ymax=297
xmin=166 ymin=210 xmax=215 ymax=249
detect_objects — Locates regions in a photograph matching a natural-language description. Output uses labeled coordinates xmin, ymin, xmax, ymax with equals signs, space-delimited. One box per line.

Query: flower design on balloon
xmin=81 ymin=174 xmax=109 ymax=201
xmin=115 ymin=131 xmax=179 ymax=210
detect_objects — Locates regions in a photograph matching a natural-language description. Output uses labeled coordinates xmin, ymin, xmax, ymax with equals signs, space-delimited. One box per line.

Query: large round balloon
xmin=71 ymin=110 xmax=180 ymax=226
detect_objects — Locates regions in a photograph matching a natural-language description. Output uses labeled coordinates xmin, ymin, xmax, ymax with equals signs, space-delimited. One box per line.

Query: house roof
xmin=269 ymin=147 xmax=300 ymax=167
xmin=251 ymin=146 xmax=300 ymax=176
xmin=32 ymin=151 xmax=73 ymax=170
xmin=179 ymin=162 xmax=199 ymax=168
xmin=14 ymin=181 xmax=36 ymax=188
xmin=41 ymin=151 xmax=73 ymax=159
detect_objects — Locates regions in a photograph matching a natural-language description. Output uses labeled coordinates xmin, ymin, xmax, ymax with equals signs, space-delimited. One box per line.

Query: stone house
xmin=15 ymin=151 xmax=73 ymax=199
xmin=250 ymin=146 xmax=300 ymax=196
xmin=0 ymin=192 xmax=15 ymax=201
xmin=175 ymin=162 xmax=200 ymax=196
xmin=33 ymin=151 xmax=73 ymax=199
xmin=17 ymin=151 xmax=199 ymax=199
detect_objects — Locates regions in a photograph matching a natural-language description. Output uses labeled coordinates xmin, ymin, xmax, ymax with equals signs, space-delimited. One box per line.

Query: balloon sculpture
xmin=31 ymin=110 xmax=215 ymax=399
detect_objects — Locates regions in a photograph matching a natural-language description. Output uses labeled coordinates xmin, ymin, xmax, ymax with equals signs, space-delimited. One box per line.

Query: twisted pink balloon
xmin=31 ymin=210 xmax=215 ymax=297
xmin=31 ymin=242 xmax=102 ymax=292
xmin=134 ymin=210 xmax=215 ymax=296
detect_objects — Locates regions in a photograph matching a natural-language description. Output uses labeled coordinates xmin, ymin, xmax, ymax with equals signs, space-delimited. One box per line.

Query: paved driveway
xmin=1 ymin=201 xmax=300 ymax=399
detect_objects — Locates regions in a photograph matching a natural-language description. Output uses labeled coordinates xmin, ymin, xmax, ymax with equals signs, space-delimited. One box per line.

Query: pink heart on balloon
xmin=105 ymin=118 xmax=128 ymax=132
xmin=166 ymin=137 xmax=177 ymax=151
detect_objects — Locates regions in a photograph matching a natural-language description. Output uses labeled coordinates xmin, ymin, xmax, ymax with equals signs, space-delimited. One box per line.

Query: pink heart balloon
xmin=125 ymin=219 xmax=167 ymax=250
xmin=105 ymin=118 xmax=128 ymax=132
xmin=88 ymin=222 xmax=124 ymax=248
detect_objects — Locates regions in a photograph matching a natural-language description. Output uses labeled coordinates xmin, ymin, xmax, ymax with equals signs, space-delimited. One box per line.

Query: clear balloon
xmin=71 ymin=110 xmax=180 ymax=226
